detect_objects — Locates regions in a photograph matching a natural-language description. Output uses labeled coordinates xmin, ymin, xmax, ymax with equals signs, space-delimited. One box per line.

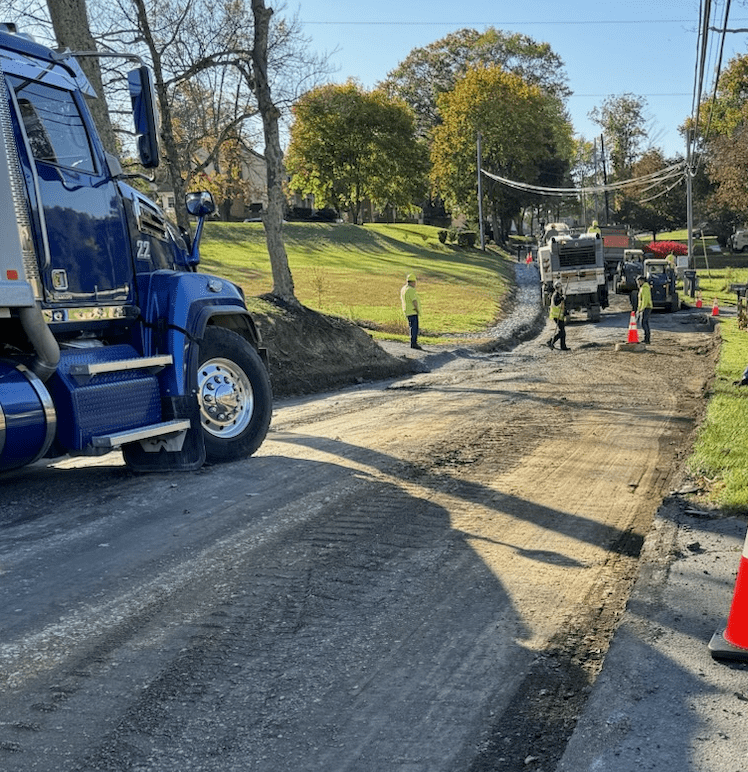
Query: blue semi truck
xmin=0 ymin=24 xmax=272 ymax=472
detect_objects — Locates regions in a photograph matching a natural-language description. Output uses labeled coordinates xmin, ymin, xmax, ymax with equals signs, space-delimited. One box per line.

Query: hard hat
xmin=406 ymin=273 xmax=416 ymax=282
xmin=554 ymin=279 xmax=563 ymax=288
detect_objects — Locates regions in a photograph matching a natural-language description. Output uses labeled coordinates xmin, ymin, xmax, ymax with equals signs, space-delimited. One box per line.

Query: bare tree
xmin=45 ymin=0 xmax=117 ymax=155
xmin=250 ymin=0 xmax=296 ymax=303
xmin=15 ymin=0 xmax=327 ymax=303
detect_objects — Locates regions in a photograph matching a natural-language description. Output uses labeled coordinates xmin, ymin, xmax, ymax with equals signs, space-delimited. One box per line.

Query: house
xmin=154 ymin=147 xmax=269 ymax=222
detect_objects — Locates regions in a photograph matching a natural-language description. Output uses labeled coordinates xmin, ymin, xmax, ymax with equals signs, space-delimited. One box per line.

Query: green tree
xmin=588 ymin=93 xmax=649 ymax=180
xmin=286 ymin=81 xmax=427 ymax=224
xmin=696 ymin=53 xmax=748 ymax=136
xmin=616 ymin=150 xmax=686 ymax=240
xmin=430 ymin=65 xmax=573 ymax=242
xmin=380 ymin=27 xmax=569 ymax=140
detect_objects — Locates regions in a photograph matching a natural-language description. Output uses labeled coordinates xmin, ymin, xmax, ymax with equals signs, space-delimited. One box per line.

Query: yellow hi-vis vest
xmin=549 ymin=295 xmax=565 ymax=320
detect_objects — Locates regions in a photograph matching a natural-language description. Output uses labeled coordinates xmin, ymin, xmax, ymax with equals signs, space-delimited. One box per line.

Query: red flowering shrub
xmin=646 ymin=240 xmax=688 ymax=258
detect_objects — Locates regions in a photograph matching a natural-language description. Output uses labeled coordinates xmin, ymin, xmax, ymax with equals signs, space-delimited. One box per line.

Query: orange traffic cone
xmin=710 ymin=529 xmax=748 ymax=660
xmin=696 ymin=292 xmax=703 ymax=308
xmin=712 ymin=298 xmax=720 ymax=316
xmin=626 ymin=311 xmax=639 ymax=343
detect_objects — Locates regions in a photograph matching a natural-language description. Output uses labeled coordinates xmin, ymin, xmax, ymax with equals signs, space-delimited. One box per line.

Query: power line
xmin=481 ymin=163 xmax=686 ymax=198
xmin=571 ymin=93 xmax=690 ymax=98
xmin=301 ymin=19 xmax=720 ymax=26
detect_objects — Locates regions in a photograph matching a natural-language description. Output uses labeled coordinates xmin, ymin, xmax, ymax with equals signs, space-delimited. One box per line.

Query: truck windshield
xmin=11 ymin=77 xmax=96 ymax=173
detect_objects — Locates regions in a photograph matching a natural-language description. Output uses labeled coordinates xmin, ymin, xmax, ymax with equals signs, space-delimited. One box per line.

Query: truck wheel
xmin=196 ymin=326 xmax=272 ymax=463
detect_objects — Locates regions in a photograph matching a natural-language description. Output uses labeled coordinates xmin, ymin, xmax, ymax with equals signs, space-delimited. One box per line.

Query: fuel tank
xmin=0 ymin=362 xmax=56 ymax=471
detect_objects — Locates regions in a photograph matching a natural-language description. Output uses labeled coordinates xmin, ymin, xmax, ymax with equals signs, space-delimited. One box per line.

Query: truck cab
xmin=614 ymin=249 xmax=645 ymax=305
xmin=0 ymin=25 xmax=272 ymax=472
xmin=642 ymin=258 xmax=679 ymax=313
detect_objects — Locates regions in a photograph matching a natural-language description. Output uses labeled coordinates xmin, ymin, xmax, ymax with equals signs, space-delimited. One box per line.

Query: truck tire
xmin=196 ymin=326 xmax=272 ymax=463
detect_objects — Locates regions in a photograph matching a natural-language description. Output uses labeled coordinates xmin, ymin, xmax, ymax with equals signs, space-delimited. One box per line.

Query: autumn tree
xmin=667 ymin=53 xmax=748 ymax=243
xmin=430 ymin=65 xmax=573 ymax=242
xmin=570 ymin=137 xmax=603 ymax=228
xmin=380 ymin=27 xmax=569 ymax=140
xmin=286 ymin=81 xmax=427 ymax=224
xmin=686 ymin=53 xmax=748 ymax=240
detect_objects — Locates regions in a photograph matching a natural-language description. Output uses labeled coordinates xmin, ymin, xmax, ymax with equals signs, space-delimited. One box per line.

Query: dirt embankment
xmin=254 ymin=298 xmax=419 ymax=397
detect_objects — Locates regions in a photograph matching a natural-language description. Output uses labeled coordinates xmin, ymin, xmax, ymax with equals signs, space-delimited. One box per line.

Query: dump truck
xmin=599 ymin=225 xmax=635 ymax=281
xmin=0 ymin=24 xmax=272 ymax=473
xmin=538 ymin=230 xmax=608 ymax=322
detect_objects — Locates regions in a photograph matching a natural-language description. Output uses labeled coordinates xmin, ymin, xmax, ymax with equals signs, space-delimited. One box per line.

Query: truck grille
xmin=558 ymin=245 xmax=597 ymax=268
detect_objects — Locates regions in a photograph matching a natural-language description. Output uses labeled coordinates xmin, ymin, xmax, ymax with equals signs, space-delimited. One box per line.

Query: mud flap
xmin=122 ymin=395 xmax=206 ymax=472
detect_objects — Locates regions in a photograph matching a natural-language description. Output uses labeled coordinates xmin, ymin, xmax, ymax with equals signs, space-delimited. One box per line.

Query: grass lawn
xmin=642 ymin=232 xmax=748 ymax=509
xmin=688 ymin=318 xmax=748 ymax=511
xmin=200 ymin=221 xmax=514 ymax=344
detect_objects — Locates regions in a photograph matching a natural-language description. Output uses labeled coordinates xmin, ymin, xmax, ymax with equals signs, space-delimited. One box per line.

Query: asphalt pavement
xmin=556 ymin=494 xmax=748 ymax=772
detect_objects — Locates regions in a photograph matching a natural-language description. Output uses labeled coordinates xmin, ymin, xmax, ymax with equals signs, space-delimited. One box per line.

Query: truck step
xmin=69 ymin=354 xmax=173 ymax=380
xmin=90 ymin=419 xmax=192 ymax=449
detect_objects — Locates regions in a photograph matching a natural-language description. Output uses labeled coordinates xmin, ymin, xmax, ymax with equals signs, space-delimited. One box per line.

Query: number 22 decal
xmin=136 ymin=240 xmax=151 ymax=260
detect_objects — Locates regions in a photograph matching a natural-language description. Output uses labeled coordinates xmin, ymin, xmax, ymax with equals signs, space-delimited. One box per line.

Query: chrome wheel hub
xmin=197 ymin=358 xmax=254 ymax=439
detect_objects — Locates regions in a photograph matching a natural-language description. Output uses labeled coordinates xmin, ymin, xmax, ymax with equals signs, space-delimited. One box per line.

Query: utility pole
xmin=477 ymin=132 xmax=485 ymax=251
xmin=593 ymin=139 xmax=600 ymax=224
xmin=600 ymin=134 xmax=610 ymax=225
xmin=686 ymin=132 xmax=694 ymax=270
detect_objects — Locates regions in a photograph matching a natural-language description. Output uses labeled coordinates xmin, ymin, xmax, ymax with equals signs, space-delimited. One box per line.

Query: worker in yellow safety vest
xmin=400 ymin=273 xmax=422 ymax=350
xmin=636 ymin=275 xmax=653 ymax=344
xmin=547 ymin=280 xmax=570 ymax=351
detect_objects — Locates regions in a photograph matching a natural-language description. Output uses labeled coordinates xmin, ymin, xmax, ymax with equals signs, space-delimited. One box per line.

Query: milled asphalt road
xmin=398 ymin=264 xmax=748 ymax=772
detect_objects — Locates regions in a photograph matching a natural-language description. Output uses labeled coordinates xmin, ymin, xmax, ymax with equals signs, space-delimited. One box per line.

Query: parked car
xmin=730 ymin=230 xmax=748 ymax=252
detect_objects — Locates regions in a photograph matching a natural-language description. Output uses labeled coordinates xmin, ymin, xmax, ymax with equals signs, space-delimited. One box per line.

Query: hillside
xmin=199 ymin=222 xmax=517 ymax=396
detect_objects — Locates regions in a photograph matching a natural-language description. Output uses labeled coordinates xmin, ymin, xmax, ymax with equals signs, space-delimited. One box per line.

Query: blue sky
xmin=291 ymin=0 xmax=747 ymax=159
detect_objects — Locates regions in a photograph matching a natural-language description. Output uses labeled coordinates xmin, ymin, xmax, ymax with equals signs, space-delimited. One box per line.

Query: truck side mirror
xmin=184 ymin=191 xmax=216 ymax=268
xmin=186 ymin=191 xmax=216 ymax=218
xmin=128 ymin=66 xmax=160 ymax=168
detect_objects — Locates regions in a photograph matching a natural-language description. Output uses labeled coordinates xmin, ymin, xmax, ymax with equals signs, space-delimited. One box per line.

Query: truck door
xmin=8 ymin=75 xmax=132 ymax=305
